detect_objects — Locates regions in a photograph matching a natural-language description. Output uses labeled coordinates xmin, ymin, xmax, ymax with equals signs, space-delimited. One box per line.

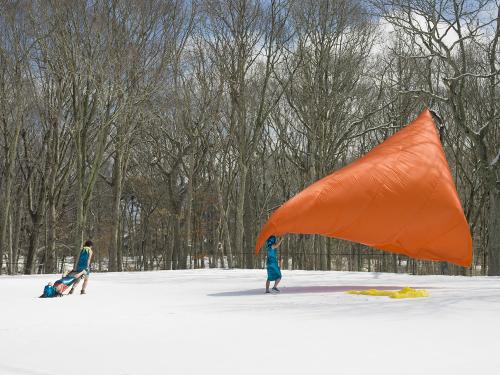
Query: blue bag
xmin=41 ymin=284 xmax=57 ymax=298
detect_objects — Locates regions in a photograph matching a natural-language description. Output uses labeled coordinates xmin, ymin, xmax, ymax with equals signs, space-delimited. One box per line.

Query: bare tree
xmin=373 ymin=0 xmax=500 ymax=274
xmin=0 ymin=2 xmax=33 ymax=274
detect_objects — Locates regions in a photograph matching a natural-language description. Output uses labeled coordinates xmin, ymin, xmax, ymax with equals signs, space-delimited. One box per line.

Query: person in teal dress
xmin=265 ymin=235 xmax=283 ymax=293
xmin=69 ymin=239 xmax=94 ymax=295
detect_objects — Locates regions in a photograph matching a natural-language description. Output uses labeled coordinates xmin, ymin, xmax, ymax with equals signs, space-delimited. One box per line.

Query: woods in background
xmin=0 ymin=0 xmax=498 ymax=275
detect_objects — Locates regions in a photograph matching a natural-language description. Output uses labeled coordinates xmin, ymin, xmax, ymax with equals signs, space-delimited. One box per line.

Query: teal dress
xmin=266 ymin=245 xmax=282 ymax=281
xmin=76 ymin=247 xmax=91 ymax=273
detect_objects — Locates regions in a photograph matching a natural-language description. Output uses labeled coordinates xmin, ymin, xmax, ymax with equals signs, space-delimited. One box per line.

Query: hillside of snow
xmin=1 ymin=269 xmax=499 ymax=375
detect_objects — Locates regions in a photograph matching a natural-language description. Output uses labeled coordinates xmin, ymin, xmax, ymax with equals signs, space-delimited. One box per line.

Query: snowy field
xmin=1 ymin=269 xmax=499 ymax=375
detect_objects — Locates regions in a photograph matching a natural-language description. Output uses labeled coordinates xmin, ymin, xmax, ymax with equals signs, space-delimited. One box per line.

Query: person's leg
xmin=80 ymin=274 xmax=89 ymax=294
xmin=273 ymin=278 xmax=281 ymax=289
xmin=69 ymin=270 xmax=88 ymax=294
xmin=69 ymin=277 xmax=81 ymax=294
xmin=265 ymin=280 xmax=271 ymax=293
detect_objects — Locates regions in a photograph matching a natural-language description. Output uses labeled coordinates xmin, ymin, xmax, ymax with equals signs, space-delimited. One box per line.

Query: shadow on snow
xmin=208 ymin=285 xmax=417 ymax=297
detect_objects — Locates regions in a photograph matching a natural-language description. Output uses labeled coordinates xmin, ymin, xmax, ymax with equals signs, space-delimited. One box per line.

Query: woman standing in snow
xmin=265 ymin=235 xmax=283 ymax=293
xmin=69 ymin=240 xmax=94 ymax=295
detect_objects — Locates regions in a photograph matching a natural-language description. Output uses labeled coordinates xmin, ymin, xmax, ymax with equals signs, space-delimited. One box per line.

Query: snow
xmin=1 ymin=269 xmax=499 ymax=375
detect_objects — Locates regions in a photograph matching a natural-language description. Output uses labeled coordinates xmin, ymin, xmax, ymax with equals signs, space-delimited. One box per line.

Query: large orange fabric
xmin=255 ymin=109 xmax=472 ymax=267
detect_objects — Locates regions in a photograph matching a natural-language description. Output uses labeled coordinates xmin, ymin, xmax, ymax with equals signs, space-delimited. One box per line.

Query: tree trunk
xmin=164 ymin=214 xmax=179 ymax=271
xmin=244 ymin=169 xmax=254 ymax=269
xmin=24 ymin=216 xmax=43 ymax=275
xmin=9 ymin=198 xmax=23 ymax=275
xmin=0 ymin=124 xmax=22 ymax=274
xmin=235 ymin=161 xmax=248 ymax=268
xmin=215 ymin=165 xmax=232 ymax=268
xmin=117 ymin=217 xmax=123 ymax=272
xmin=109 ymin=151 xmax=123 ymax=272
xmin=487 ymin=189 xmax=500 ymax=275
xmin=320 ymin=236 xmax=327 ymax=271
xmin=7 ymin=212 xmax=13 ymax=275
xmin=172 ymin=215 xmax=181 ymax=270
xmin=74 ymin=196 xmax=85 ymax=262
xmin=45 ymin=197 xmax=57 ymax=274
xmin=184 ymin=151 xmax=195 ymax=270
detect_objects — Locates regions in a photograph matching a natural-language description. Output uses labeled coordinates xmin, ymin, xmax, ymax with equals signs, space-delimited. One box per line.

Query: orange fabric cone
xmin=255 ymin=109 xmax=472 ymax=267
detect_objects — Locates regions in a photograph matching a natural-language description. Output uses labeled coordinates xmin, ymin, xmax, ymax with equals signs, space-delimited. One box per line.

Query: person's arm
xmin=75 ymin=269 xmax=86 ymax=278
xmin=273 ymin=238 xmax=284 ymax=249
xmin=86 ymin=249 xmax=93 ymax=271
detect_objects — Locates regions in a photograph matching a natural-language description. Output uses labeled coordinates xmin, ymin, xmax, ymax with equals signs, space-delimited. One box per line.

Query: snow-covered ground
xmin=1 ymin=269 xmax=499 ymax=375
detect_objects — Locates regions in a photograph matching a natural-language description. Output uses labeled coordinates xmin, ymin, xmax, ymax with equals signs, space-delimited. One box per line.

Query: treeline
xmin=0 ymin=0 xmax=498 ymax=276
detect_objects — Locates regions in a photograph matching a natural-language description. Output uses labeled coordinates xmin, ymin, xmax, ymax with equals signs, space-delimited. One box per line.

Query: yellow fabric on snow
xmin=346 ymin=287 xmax=429 ymax=299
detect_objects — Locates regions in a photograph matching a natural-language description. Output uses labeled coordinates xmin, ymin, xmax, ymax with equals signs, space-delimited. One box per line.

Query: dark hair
xmin=266 ymin=236 xmax=277 ymax=247
xmin=84 ymin=240 xmax=93 ymax=247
